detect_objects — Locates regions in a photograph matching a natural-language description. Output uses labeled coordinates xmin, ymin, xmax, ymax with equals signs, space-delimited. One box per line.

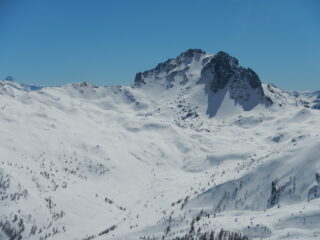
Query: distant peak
xmin=134 ymin=49 xmax=208 ymax=87
xmin=5 ymin=76 xmax=15 ymax=82
xmin=1 ymin=76 xmax=42 ymax=91
xmin=178 ymin=48 xmax=206 ymax=58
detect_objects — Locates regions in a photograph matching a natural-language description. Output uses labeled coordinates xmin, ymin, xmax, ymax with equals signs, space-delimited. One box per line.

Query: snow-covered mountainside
xmin=1 ymin=49 xmax=320 ymax=240
xmin=293 ymin=91 xmax=320 ymax=110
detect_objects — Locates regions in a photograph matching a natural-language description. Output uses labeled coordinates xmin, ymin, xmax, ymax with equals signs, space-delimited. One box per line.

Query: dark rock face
xmin=134 ymin=72 xmax=146 ymax=86
xmin=246 ymin=68 xmax=261 ymax=89
xmin=201 ymin=51 xmax=264 ymax=93
xmin=308 ymin=185 xmax=320 ymax=201
xmin=209 ymin=52 xmax=238 ymax=92
xmin=308 ymin=173 xmax=320 ymax=201
xmin=200 ymin=51 xmax=272 ymax=117
xmin=312 ymin=103 xmax=320 ymax=110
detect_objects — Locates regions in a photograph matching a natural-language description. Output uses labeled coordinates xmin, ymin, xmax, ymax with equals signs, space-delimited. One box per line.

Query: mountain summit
xmin=134 ymin=48 xmax=208 ymax=88
xmin=135 ymin=49 xmax=272 ymax=117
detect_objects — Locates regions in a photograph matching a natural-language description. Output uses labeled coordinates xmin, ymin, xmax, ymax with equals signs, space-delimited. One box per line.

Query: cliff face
xmin=200 ymin=51 xmax=272 ymax=116
xmin=201 ymin=51 xmax=262 ymax=92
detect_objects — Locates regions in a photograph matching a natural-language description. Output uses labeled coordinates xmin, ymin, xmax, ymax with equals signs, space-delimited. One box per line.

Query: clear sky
xmin=0 ymin=0 xmax=319 ymax=90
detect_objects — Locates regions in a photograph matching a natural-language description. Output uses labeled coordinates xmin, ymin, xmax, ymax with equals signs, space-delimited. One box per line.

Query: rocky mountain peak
xmin=134 ymin=49 xmax=208 ymax=87
xmin=175 ymin=48 xmax=206 ymax=62
xmin=201 ymin=51 xmax=262 ymax=92
xmin=133 ymin=49 xmax=272 ymax=116
xmin=212 ymin=51 xmax=239 ymax=67
xmin=5 ymin=75 xmax=15 ymax=82
xmin=199 ymin=51 xmax=272 ymax=115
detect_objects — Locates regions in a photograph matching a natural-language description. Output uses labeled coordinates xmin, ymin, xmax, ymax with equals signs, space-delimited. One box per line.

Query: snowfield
xmin=0 ymin=50 xmax=320 ymax=240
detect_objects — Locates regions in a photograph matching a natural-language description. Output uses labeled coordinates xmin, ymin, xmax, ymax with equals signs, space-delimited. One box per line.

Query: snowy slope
xmin=293 ymin=91 xmax=320 ymax=110
xmin=0 ymin=50 xmax=320 ymax=240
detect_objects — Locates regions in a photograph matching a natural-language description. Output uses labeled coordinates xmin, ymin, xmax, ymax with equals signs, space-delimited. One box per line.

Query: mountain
xmin=1 ymin=50 xmax=320 ymax=240
xmin=135 ymin=49 xmax=272 ymax=117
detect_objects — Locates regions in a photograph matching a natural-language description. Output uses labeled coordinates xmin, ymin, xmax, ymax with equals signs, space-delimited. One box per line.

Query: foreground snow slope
xmin=0 ymin=50 xmax=320 ymax=240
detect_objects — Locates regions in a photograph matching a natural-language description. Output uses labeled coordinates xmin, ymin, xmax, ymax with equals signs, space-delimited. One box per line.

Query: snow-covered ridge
xmin=1 ymin=50 xmax=320 ymax=240
xmin=293 ymin=90 xmax=320 ymax=109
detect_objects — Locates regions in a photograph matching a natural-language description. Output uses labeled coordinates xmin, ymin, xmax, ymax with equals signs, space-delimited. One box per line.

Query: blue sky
xmin=0 ymin=0 xmax=319 ymax=90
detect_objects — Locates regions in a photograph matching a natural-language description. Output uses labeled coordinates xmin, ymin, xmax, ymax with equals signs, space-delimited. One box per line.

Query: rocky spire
xmin=200 ymin=51 xmax=272 ymax=107
xmin=201 ymin=51 xmax=263 ymax=92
